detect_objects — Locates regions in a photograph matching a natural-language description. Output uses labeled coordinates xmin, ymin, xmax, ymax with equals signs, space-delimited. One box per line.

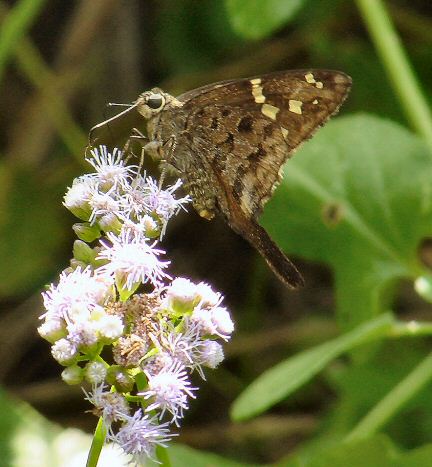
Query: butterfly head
xmin=136 ymin=88 xmax=181 ymax=120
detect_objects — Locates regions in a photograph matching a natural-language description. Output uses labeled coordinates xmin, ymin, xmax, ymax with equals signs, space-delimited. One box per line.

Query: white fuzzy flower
xmin=197 ymin=340 xmax=224 ymax=369
xmin=63 ymin=175 xmax=98 ymax=220
xmin=141 ymin=363 xmax=197 ymax=425
xmin=210 ymin=306 xmax=234 ymax=340
xmin=190 ymin=305 xmax=234 ymax=340
xmin=86 ymin=146 xmax=137 ymax=190
xmin=143 ymin=178 xmax=190 ymax=223
xmin=98 ymin=230 xmax=170 ymax=290
xmin=51 ymin=338 xmax=78 ymax=365
xmin=67 ymin=320 xmax=99 ymax=348
xmin=107 ymin=409 xmax=174 ymax=464
xmin=152 ymin=325 xmax=204 ymax=374
xmin=41 ymin=267 xmax=112 ymax=325
xmin=93 ymin=313 xmax=124 ymax=341
xmin=189 ymin=307 xmax=215 ymax=336
xmin=120 ymin=175 xmax=189 ymax=237
xmin=163 ymin=277 xmax=198 ymax=311
xmin=88 ymin=189 xmax=122 ymax=224
xmin=195 ymin=282 xmax=222 ymax=307
xmin=85 ymin=361 xmax=108 ymax=384
xmin=37 ymin=317 xmax=66 ymax=343
xmin=121 ymin=215 xmax=159 ymax=239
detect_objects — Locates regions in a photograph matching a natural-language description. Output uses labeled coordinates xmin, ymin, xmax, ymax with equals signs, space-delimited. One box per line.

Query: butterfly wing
xmin=177 ymin=69 xmax=351 ymax=219
xmin=172 ymin=70 xmax=351 ymax=288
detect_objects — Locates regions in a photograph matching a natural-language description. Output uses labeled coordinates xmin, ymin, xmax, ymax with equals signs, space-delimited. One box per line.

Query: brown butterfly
xmin=90 ymin=70 xmax=352 ymax=288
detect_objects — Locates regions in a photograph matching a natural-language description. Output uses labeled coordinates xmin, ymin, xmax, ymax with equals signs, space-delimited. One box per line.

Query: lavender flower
xmin=85 ymin=146 xmax=137 ymax=191
xmin=107 ymin=409 xmax=174 ymax=464
xmin=141 ymin=363 xmax=197 ymax=426
xmin=97 ymin=230 xmax=170 ymax=290
xmin=39 ymin=146 xmax=235 ymax=464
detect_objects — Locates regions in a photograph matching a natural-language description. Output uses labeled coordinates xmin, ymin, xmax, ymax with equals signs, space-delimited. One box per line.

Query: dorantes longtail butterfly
xmin=90 ymin=70 xmax=352 ymax=288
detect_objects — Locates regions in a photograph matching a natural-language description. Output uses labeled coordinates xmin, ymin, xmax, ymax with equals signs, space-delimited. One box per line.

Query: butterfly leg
xmin=143 ymin=135 xmax=179 ymax=188
xmin=123 ymin=128 xmax=148 ymax=166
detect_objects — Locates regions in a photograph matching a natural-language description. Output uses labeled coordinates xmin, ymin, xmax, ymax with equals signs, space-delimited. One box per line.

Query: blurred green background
xmin=2 ymin=0 xmax=432 ymax=465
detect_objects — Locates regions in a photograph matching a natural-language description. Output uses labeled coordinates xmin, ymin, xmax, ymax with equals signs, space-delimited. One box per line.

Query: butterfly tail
xmin=239 ymin=219 xmax=305 ymax=289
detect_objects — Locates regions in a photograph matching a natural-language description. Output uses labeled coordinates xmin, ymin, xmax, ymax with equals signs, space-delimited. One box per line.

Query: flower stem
xmin=346 ymin=351 xmax=432 ymax=441
xmin=355 ymin=0 xmax=432 ymax=150
xmin=86 ymin=417 xmax=107 ymax=467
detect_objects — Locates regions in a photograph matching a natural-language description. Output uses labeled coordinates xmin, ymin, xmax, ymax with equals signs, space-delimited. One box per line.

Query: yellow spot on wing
xmin=281 ymin=127 xmax=289 ymax=140
xmin=199 ymin=209 xmax=214 ymax=220
xmin=305 ymin=72 xmax=315 ymax=83
xmin=261 ymin=103 xmax=279 ymax=120
xmin=312 ymin=99 xmax=318 ymax=105
xmin=288 ymin=99 xmax=303 ymax=114
xmin=251 ymin=80 xmax=265 ymax=104
xmin=304 ymin=72 xmax=323 ymax=89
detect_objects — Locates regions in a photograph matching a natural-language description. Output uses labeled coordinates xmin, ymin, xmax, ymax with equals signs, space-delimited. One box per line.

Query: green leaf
xmin=231 ymin=314 xmax=394 ymax=421
xmin=280 ymin=435 xmax=397 ymax=467
xmin=262 ymin=114 xmax=432 ymax=329
xmin=395 ymin=444 xmax=432 ymax=467
xmin=224 ymin=0 xmax=306 ymax=40
xmin=280 ymin=435 xmax=432 ymax=467
xmin=169 ymin=443 xmax=266 ymax=467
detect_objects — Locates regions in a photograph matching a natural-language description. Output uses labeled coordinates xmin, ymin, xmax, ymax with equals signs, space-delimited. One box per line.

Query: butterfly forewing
xmin=177 ymin=70 xmax=351 ymax=218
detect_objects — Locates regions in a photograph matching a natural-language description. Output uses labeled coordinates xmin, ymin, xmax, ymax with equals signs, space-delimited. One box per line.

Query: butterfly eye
xmin=147 ymin=93 xmax=164 ymax=110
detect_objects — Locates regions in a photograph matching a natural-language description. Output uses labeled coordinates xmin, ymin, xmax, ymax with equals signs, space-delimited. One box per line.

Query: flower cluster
xmin=39 ymin=146 xmax=234 ymax=464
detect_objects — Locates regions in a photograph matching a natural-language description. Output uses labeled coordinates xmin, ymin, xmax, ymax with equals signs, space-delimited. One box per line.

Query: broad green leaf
xmin=224 ymin=0 xmax=306 ymax=40
xmin=169 ymin=443 xmax=266 ymax=467
xmin=395 ymin=444 xmax=432 ymax=467
xmin=280 ymin=435 xmax=432 ymax=467
xmin=262 ymin=114 xmax=432 ymax=328
xmin=231 ymin=314 xmax=393 ymax=421
xmin=280 ymin=435 xmax=397 ymax=467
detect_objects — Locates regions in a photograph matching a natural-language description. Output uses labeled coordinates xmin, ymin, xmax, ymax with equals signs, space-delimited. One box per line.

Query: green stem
xmin=390 ymin=321 xmax=432 ymax=338
xmin=0 ymin=0 xmax=47 ymax=83
xmin=346 ymin=351 xmax=432 ymax=441
xmin=356 ymin=0 xmax=432 ymax=150
xmin=86 ymin=417 xmax=107 ymax=467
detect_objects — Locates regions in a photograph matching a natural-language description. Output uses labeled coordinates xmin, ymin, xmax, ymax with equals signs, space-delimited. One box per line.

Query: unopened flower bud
xmin=38 ymin=318 xmax=67 ymax=343
xmin=165 ymin=278 xmax=198 ymax=313
xmin=85 ymin=361 xmax=107 ymax=384
xmin=51 ymin=338 xmax=79 ymax=365
xmin=61 ymin=364 xmax=84 ymax=385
